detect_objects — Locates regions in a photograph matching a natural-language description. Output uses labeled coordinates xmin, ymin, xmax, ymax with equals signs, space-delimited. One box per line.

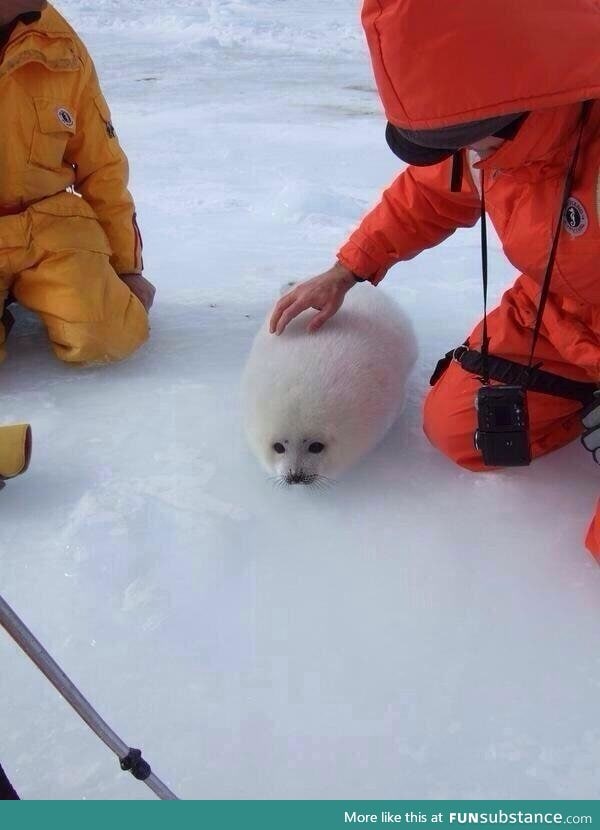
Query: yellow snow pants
xmin=0 ymin=192 xmax=149 ymax=365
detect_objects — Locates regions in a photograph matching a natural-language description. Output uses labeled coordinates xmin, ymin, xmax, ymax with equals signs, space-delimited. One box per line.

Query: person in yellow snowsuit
xmin=0 ymin=0 xmax=155 ymax=486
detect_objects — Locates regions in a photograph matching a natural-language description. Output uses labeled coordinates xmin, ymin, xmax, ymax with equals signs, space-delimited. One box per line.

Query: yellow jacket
xmin=0 ymin=4 xmax=142 ymax=275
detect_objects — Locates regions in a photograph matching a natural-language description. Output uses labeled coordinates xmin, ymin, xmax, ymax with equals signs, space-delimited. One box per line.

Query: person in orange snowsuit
xmin=0 ymin=0 xmax=155 ymax=487
xmin=270 ymin=0 xmax=600 ymax=560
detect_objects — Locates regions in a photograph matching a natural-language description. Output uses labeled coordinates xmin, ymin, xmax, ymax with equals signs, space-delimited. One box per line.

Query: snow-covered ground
xmin=2 ymin=0 xmax=600 ymax=801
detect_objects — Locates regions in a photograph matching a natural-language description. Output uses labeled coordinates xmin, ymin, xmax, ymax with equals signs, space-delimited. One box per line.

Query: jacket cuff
xmin=108 ymin=213 xmax=144 ymax=276
xmin=337 ymin=239 xmax=390 ymax=286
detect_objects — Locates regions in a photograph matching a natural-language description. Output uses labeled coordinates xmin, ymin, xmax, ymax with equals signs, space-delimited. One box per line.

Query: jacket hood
xmin=362 ymin=0 xmax=600 ymax=130
xmin=0 ymin=4 xmax=80 ymax=78
xmin=13 ymin=3 xmax=74 ymax=38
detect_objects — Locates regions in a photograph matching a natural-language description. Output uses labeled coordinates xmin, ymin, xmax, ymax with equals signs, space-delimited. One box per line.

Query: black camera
xmin=474 ymin=385 xmax=531 ymax=467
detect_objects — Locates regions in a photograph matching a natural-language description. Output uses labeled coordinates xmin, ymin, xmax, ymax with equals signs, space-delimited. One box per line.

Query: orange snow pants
xmin=423 ymin=275 xmax=600 ymax=560
xmin=0 ymin=192 xmax=148 ymax=365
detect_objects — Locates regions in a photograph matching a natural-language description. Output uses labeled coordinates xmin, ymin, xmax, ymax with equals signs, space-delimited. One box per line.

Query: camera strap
xmin=524 ymin=101 xmax=592 ymax=380
xmin=478 ymin=100 xmax=593 ymax=389
xmin=479 ymin=170 xmax=490 ymax=383
xmin=429 ymin=344 xmax=597 ymax=403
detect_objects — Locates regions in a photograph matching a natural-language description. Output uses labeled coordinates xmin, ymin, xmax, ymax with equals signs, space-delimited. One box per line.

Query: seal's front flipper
xmin=0 ymin=424 xmax=32 ymax=485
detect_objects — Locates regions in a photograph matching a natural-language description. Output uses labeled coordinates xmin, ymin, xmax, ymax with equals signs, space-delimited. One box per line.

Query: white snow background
xmin=1 ymin=0 xmax=600 ymax=801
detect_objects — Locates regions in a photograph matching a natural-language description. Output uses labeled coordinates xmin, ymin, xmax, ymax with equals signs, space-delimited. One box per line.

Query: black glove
xmin=581 ymin=390 xmax=600 ymax=463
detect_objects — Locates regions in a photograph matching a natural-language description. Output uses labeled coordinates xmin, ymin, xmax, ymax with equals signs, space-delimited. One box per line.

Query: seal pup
xmin=241 ymin=284 xmax=417 ymax=485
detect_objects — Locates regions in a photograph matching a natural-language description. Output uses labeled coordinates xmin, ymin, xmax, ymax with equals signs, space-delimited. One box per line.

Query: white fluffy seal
xmin=241 ymin=284 xmax=417 ymax=485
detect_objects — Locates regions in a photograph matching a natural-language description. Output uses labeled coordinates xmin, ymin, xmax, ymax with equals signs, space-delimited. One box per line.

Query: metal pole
xmin=0 ymin=593 xmax=178 ymax=800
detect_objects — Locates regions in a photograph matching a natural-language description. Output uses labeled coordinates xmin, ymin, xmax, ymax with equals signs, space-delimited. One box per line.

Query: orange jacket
xmin=0 ymin=4 xmax=142 ymax=275
xmin=587 ymin=502 xmax=600 ymax=555
xmin=338 ymin=1 xmax=600 ymax=379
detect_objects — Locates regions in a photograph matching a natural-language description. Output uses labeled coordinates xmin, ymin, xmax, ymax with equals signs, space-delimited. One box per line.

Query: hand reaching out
xmin=269 ymin=262 xmax=358 ymax=335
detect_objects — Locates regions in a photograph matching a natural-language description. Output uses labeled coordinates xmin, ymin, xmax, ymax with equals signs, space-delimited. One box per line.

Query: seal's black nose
xmin=286 ymin=470 xmax=309 ymax=485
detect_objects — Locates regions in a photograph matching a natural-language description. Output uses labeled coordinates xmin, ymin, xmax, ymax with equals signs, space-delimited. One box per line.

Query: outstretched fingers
xmin=308 ymin=302 xmax=337 ymax=333
xmin=273 ymin=298 xmax=309 ymax=335
xmin=269 ymin=291 xmax=297 ymax=333
xmin=269 ymin=266 xmax=351 ymax=334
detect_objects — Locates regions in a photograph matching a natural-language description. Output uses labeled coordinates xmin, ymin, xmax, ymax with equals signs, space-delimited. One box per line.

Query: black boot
xmin=0 ymin=762 xmax=19 ymax=800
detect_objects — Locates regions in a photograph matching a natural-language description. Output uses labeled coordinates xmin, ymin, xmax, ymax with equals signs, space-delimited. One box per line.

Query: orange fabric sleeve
xmin=337 ymin=155 xmax=480 ymax=284
xmin=66 ymin=57 xmax=143 ymax=276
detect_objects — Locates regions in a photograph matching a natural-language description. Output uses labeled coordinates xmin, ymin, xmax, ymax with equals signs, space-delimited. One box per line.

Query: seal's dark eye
xmin=308 ymin=442 xmax=325 ymax=454
xmin=273 ymin=442 xmax=286 ymax=454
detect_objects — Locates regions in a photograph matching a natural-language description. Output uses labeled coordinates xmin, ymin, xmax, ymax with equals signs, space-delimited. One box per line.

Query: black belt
xmin=430 ymin=345 xmax=598 ymax=406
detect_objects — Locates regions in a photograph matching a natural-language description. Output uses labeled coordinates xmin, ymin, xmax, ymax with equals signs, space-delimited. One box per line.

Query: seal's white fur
xmin=242 ymin=285 xmax=417 ymax=483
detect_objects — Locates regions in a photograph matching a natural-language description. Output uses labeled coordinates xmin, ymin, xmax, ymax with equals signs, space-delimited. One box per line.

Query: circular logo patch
xmin=56 ymin=107 xmax=75 ymax=129
xmin=563 ymin=197 xmax=588 ymax=236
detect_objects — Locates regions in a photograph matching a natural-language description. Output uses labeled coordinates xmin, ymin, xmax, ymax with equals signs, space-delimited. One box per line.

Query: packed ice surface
xmin=1 ymin=0 xmax=599 ymax=800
